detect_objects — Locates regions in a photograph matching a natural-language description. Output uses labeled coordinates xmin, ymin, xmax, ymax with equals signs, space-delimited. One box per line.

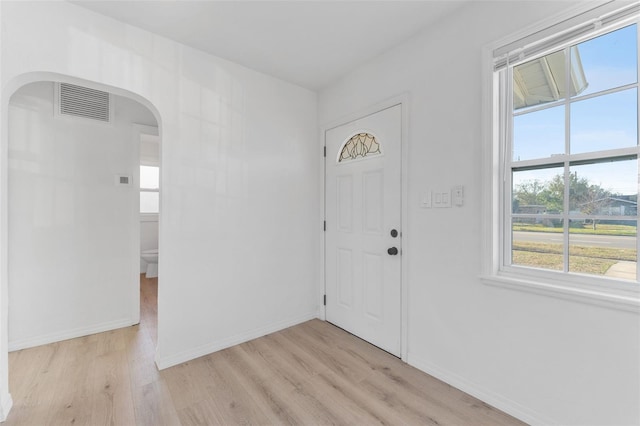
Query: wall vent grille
xmin=59 ymin=83 xmax=110 ymax=122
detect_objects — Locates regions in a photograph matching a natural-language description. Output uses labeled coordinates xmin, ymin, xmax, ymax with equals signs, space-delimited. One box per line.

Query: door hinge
xmin=323 ymin=295 xmax=326 ymax=306
xmin=323 ymin=220 xmax=326 ymax=231
xmin=323 ymin=146 xmax=326 ymax=158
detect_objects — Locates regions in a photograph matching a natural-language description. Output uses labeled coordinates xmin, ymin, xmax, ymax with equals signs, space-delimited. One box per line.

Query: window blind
xmin=493 ymin=1 xmax=639 ymax=71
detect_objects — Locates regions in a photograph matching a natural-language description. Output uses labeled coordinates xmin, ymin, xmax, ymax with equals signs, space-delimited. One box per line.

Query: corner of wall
xmin=0 ymin=392 xmax=12 ymax=422
xmin=8 ymin=318 xmax=138 ymax=352
xmin=154 ymin=311 xmax=317 ymax=370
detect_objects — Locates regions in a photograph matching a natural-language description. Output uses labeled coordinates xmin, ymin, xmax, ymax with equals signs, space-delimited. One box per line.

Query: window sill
xmin=140 ymin=213 xmax=159 ymax=222
xmin=481 ymin=271 xmax=639 ymax=313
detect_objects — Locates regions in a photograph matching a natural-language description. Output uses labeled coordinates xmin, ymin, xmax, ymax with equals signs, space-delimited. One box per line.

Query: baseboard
xmin=407 ymin=353 xmax=555 ymax=426
xmin=0 ymin=392 xmax=13 ymax=422
xmin=155 ymin=311 xmax=317 ymax=370
xmin=8 ymin=318 xmax=138 ymax=352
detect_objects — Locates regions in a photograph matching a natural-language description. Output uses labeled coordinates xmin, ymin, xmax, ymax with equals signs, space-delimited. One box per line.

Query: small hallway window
xmin=140 ymin=165 xmax=159 ymax=214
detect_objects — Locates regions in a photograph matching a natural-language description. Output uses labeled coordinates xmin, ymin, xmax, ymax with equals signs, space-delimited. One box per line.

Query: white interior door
xmin=325 ymin=104 xmax=402 ymax=357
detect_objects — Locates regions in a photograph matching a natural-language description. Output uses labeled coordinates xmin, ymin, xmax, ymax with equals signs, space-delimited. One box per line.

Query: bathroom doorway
xmin=137 ymin=126 xmax=161 ymax=345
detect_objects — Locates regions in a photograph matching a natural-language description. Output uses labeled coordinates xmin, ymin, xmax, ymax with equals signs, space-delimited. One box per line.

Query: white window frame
xmin=140 ymin=163 xmax=160 ymax=217
xmin=481 ymin=1 xmax=640 ymax=312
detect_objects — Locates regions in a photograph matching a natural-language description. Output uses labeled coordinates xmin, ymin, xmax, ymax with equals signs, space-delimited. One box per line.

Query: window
xmin=486 ymin=2 xmax=640 ymax=308
xmin=338 ymin=133 xmax=382 ymax=162
xmin=140 ymin=165 xmax=159 ymax=214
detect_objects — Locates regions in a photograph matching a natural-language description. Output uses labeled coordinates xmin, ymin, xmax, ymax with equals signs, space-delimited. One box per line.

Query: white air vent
xmin=58 ymin=83 xmax=111 ymax=122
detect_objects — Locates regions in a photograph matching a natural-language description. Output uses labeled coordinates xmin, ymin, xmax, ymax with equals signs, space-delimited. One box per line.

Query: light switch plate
xmin=421 ymin=190 xmax=432 ymax=208
xmin=433 ymin=191 xmax=451 ymax=208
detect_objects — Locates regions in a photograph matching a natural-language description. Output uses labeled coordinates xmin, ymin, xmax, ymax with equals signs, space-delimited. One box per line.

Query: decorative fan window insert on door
xmin=338 ymin=133 xmax=382 ymax=162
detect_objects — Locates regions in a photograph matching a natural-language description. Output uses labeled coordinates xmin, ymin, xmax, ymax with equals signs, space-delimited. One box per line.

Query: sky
xmin=512 ymin=24 xmax=638 ymax=196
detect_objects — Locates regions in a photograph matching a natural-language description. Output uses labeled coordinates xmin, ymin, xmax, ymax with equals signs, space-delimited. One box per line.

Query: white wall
xmin=319 ymin=2 xmax=639 ymax=426
xmin=140 ymin=221 xmax=158 ymax=250
xmin=7 ymin=81 xmax=156 ymax=350
xmin=0 ymin=1 xmax=319 ymax=415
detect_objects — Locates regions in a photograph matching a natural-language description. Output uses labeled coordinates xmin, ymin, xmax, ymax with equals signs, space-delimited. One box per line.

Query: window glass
xmin=512 ymin=219 xmax=564 ymax=271
xmin=504 ymin=21 xmax=639 ymax=281
xmin=569 ymin=159 xmax=638 ymax=215
xmin=140 ymin=192 xmax=159 ymax=214
xmin=571 ymin=24 xmax=638 ymax=97
xmin=513 ymin=105 xmax=565 ymax=161
xmin=569 ymin=219 xmax=637 ymax=277
xmin=512 ymin=166 xmax=565 ymax=214
xmin=338 ymin=133 xmax=381 ymax=162
xmin=140 ymin=165 xmax=159 ymax=189
xmin=140 ymin=165 xmax=159 ymax=214
xmin=570 ymin=88 xmax=638 ymax=154
xmin=513 ymin=50 xmax=567 ymax=110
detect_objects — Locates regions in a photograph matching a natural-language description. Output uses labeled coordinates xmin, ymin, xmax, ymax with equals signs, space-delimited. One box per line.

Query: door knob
xmin=390 ymin=229 xmax=398 ymax=238
xmin=387 ymin=247 xmax=398 ymax=255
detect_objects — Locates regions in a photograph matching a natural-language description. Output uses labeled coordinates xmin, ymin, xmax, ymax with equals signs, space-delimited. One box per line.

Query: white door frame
xmin=132 ymin=124 xmax=160 ymax=326
xmin=319 ymin=93 xmax=410 ymax=361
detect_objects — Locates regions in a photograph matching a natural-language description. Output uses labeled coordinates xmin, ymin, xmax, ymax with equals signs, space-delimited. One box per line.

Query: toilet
xmin=141 ymin=249 xmax=158 ymax=278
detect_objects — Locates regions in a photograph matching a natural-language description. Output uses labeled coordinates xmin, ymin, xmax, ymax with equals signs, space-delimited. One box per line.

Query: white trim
xmin=132 ymin=124 xmax=159 ymax=326
xmin=130 ymin=126 xmax=142 ymax=325
xmin=494 ymin=1 xmax=639 ymax=70
xmin=482 ymin=274 xmax=639 ymax=312
xmin=400 ymin=96 xmax=410 ymax=362
xmin=513 ymin=81 xmax=638 ymax=117
xmin=481 ymin=46 xmax=500 ymax=279
xmin=320 ymin=93 xmax=410 ymax=362
xmin=636 ymin=13 xmax=640 ymax=283
xmin=323 ymin=95 xmax=407 ymax=131
xmin=0 ymin=8 xmax=9 ymax=419
xmin=407 ymin=353 xmax=556 ymax=426
xmin=154 ymin=312 xmax=317 ymax=370
xmin=8 ymin=318 xmax=138 ymax=352
xmin=488 ymin=1 xmax=604 ymax=53
xmin=319 ymin=125 xmax=326 ymax=321
xmin=140 ymin=213 xmax=159 ymax=223
xmin=491 ymin=1 xmax=631 ymax=63
xmin=511 ymin=147 xmax=638 ymax=169
xmin=0 ymin=392 xmax=13 ymax=422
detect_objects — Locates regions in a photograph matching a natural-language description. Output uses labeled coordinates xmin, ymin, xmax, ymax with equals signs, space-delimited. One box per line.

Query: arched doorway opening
xmin=3 ymin=74 xmax=163 ymax=419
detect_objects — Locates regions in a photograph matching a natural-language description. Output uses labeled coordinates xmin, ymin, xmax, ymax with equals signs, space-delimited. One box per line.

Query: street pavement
xmin=513 ymin=231 xmax=637 ymax=249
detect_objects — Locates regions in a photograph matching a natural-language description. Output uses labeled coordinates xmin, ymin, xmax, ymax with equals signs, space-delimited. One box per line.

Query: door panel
xmin=363 ymin=252 xmax=383 ymax=319
xmin=325 ymin=104 xmax=401 ymax=356
xmin=337 ymin=175 xmax=353 ymax=232
xmin=363 ymin=170 xmax=384 ymax=234
xmin=337 ymin=248 xmax=354 ymax=308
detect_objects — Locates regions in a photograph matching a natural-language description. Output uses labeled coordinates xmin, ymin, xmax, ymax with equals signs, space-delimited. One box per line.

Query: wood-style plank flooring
xmin=6 ymin=275 xmax=524 ymax=425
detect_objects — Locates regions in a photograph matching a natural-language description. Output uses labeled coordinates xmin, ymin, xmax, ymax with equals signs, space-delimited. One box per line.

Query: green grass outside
xmin=512 ymin=241 xmax=637 ymax=276
xmin=513 ymin=223 xmax=637 ymax=237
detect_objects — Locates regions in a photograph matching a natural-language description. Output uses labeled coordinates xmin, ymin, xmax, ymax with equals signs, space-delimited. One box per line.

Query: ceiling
xmin=72 ymin=1 xmax=470 ymax=91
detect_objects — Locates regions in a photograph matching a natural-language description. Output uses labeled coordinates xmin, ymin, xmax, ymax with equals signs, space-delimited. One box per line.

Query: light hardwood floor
xmin=6 ymin=275 xmax=524 ymax=425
